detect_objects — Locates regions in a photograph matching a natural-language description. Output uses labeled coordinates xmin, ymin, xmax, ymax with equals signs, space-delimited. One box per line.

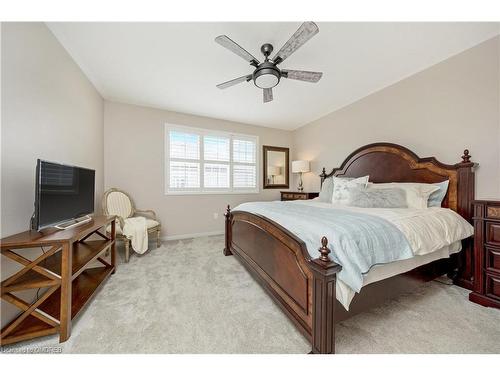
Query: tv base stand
xmin=0 ymin=215 xmax=116 ymax=346
xmin=54 ymin=215 xmax=93 ymax=230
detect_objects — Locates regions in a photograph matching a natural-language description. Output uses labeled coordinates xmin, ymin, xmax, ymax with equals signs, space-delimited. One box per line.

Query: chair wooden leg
xmin=156 ymin=229 xmax=161 ymax=248
xmin=125 ymin=240 xmax=130 ymax=263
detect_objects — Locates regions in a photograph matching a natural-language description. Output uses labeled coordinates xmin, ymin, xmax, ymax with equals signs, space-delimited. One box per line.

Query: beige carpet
xmin=4 ymin=235 xmax=500 ymax=354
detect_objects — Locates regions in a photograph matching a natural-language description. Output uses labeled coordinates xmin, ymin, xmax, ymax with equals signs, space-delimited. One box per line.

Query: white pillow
xmin=368 ymin=182 xmax=439 ymax=209
xmin=331 ymin=176 xmax=369 ymax=205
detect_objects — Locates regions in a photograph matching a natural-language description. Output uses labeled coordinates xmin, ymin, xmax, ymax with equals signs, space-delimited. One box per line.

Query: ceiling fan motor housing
xmin=260 ymin=43 xmax=274 ymax=57
xmin=253 ymin=61 xmax=281 ymax=89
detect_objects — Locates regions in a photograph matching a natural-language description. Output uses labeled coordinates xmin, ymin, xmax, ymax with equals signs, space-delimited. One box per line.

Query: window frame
xmin=164 ymin=124 xmax=259 ymax=195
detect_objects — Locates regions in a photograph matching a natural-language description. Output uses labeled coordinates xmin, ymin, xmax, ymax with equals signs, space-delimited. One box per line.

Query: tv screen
xmin=34 ymin=160 xmax=95 ymax=230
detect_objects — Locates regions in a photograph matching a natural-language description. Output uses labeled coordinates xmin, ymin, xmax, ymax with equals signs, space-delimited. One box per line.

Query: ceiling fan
xmin=215 ymin=22 xmax=323 ymax=103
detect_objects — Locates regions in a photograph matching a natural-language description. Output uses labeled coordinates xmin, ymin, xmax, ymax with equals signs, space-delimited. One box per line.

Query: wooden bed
xmin=223 ymin=143 xmax=476 ymax=354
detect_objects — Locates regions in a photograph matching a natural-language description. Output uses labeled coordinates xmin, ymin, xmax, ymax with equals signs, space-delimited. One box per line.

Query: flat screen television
xmin=33 ymin=159 xmax=95 ymax=231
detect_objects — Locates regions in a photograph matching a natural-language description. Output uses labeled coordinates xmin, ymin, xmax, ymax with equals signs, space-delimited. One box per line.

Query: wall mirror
xmin=263 ymin=146 xmax=289 ymax=189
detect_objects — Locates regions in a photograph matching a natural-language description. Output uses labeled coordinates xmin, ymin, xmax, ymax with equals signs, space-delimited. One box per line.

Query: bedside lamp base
xmin=298 ymin=172 xmax=304 ymax=192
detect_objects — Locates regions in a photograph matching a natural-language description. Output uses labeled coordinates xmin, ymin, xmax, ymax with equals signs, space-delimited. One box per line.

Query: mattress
xmin=336 ymin=240 xmax=462 ymax=310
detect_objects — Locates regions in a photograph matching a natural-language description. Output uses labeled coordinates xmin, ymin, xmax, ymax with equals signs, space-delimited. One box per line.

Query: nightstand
xmin=281 ymin=191 xmax=319 ymax=201
xmin=469 ymin=199 xmax=500 ymax=309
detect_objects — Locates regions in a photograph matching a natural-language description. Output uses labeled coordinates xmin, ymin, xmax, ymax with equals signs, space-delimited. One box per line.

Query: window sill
xmin=164 ymin=190 xmax=260 ymax=196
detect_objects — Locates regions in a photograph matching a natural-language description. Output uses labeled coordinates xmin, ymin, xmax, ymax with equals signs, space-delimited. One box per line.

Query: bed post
xmin=223 ymin=205 xmax=233 ymax=256
xmin=320 ymin=167 xmax=327 ymax=187
xmin=453 ymin=149 xmax=476 ymax=289
xmin=308 ymin=237 xmax=342 ymax=354
xmin=456 ymin=149 xmax=475 ymax=223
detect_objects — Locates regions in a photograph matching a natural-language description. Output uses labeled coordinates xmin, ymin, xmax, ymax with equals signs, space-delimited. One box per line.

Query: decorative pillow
xmin=428 ymin=180 xmax=449 ymax=207
xmin=331 ymin=176 xmax=369 ymax=205
xmin=319 ymin=177 xmax=334 ymax=203
xmin=347 ymin=187 xmax=408 ymax=208
xmin=368 ymin=182 xmax=439 ymax=209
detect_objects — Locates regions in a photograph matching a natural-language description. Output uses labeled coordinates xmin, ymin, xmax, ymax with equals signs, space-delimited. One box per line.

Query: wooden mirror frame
xmin=263 ymin=145 xmax=289 ymax=189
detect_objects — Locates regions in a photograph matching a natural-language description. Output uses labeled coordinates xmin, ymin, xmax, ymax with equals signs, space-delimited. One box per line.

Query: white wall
xmin=104 ymin=101 xmax=293 ymax=238
xmin=1 ymin=23 xmax=104 ymax=326
xmin=293 ymin=36 xmax=500 ymax=199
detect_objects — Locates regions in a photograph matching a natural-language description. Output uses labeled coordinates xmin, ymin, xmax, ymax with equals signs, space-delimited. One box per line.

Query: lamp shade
xmin=268 ymin=166 xmax=281 ymax=176
xmin=292 ymin=160 xmax=310 ymax=173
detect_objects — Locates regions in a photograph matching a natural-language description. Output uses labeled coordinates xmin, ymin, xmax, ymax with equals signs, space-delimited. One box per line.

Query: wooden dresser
xmin=280 ymin=191 xmax=319 ymax=201
xmin=469 ymin=200 xmax=500 ymax=308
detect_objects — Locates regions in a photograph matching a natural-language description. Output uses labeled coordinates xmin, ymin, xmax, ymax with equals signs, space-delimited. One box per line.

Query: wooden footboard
xmin=223 ymin=205 xmax=341 ymax=354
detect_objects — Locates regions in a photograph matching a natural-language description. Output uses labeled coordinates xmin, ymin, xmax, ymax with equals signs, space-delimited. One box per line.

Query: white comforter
xmin=293 ymin=200 xmax=473 ymax=257
xmin=286 ymin=200 xmax=473 ymax=309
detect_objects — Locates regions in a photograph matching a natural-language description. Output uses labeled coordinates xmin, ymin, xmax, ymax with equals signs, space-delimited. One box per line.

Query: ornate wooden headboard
xmin=320 ymin=143 xmax=476 ymax=222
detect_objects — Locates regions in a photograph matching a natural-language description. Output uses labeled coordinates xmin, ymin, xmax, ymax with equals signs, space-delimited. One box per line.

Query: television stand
xmin=0 ymin=215 xmax=116 ymax=346
xmin=54 ymin=215 xmax=92 ymax=230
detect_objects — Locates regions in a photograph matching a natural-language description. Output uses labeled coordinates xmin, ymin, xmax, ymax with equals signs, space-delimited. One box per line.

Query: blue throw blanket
xmin=234 ymin=201 xmax=413 ymax=292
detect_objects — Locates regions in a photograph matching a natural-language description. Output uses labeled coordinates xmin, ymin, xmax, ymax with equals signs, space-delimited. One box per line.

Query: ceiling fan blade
xmin=263 ymin=88 xmax=273 ymax=103
xmin=272 ymin=22 xmax=319 ymax=64
xmin=215 ymin=35 xmax=260 ymax=66
xmin=282 ymin=69 xmax=323 ymax=83
xmin=216 ymin=75 xmax=252 ymax=89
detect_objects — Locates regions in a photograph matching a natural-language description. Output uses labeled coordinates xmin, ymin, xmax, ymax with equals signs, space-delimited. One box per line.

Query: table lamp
xmin=292 ymin=160 xmax=310 ymax=192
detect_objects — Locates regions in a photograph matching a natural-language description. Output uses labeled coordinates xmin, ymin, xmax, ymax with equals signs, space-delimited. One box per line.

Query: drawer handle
xmin=490 ymin=275 xmax=500 ymax=283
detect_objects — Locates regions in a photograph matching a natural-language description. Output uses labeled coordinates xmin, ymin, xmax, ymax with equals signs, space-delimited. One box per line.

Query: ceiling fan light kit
xmin=253 ymin=62 xmax=281 ymax=89
xmin=215 ymin=22 xmax=323 ymax=103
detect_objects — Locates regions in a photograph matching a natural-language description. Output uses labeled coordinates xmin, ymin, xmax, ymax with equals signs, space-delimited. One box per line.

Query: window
xmin=165 ymin=125 xmax=259 ymax=194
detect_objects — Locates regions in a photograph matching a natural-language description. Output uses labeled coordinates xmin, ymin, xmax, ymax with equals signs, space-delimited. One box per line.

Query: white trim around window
xmin=164 ymin=124 xmax=260 ymax=195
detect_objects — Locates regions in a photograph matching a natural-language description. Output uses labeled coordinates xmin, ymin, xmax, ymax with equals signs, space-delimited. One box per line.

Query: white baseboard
xmin=161 ymin=230 xmax=224 ymax=241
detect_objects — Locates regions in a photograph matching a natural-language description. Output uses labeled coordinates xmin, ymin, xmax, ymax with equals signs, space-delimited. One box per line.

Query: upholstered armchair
xmin=102 ymin=188 xmax=161 ymax=262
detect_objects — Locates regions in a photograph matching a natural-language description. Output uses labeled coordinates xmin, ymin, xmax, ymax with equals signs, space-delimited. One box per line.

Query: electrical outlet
xmin=213 ymin=212 xmax=219 ymax=220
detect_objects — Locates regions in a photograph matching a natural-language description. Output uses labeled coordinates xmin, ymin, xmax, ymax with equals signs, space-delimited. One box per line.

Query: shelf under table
xmin=2 ymin=266 xmax=113 ymax=344
xmin=2 ymin=239 xmax=113 ymax=293
xmin=2 ymin=272 xmax=59 ymax=293
xmin=39 ymin=266 xmax=114 ymax=321
xmin=40 ymin=239 xmax=114 ymax=278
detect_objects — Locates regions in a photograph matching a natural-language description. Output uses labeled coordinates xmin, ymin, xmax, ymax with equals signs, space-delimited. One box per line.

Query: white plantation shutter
xmin=233 ymin=165 xmax=256 ymax=188
xmin=233 ymin=139 xmax=256 ymax=163
xmin=204 ymin=136 xmax=230 ymax=162
xmin=232 ymin=138 xmax=257 ymax=189
xmin=170 ymin=131 xmax=199 ymax=159
xmin=166 ymin=125 xmax=258 ymax=194
xmin=204 ymin=163 xmax=230 ymax=188
xmin=169 ymin=162 xmax=200 ymax=189
xmin=168 ymin=130 xmax=201 ymax=191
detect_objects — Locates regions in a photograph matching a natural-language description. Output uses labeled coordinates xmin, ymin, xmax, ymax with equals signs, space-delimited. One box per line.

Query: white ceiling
xmin=47 ymin=22 xmax=499 ymax=130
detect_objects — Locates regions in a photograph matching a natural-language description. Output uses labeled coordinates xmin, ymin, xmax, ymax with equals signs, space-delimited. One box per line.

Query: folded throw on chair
xmin=122 ymin=216 xmax=149 ymax=254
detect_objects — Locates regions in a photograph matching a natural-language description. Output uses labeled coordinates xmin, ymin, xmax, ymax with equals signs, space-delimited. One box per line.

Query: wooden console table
xmin=1 ymin=215 xmax=116 ymax=346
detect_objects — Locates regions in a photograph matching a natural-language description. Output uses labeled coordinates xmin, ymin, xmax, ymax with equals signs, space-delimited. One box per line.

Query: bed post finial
xmin=318 ymin=236 xmax=331 ymax=262
xmin=223 ymin=205 xmax=233 ymax=256
xmin=461 ymin=149 xmax=471 ymax=163
xmin=320 ymin=168 xmax=327 ymax=187
xmin=309 ymin=236 xmax=341 ymax=354
xmin=320 ymin=167 xmax=327 ymax=178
